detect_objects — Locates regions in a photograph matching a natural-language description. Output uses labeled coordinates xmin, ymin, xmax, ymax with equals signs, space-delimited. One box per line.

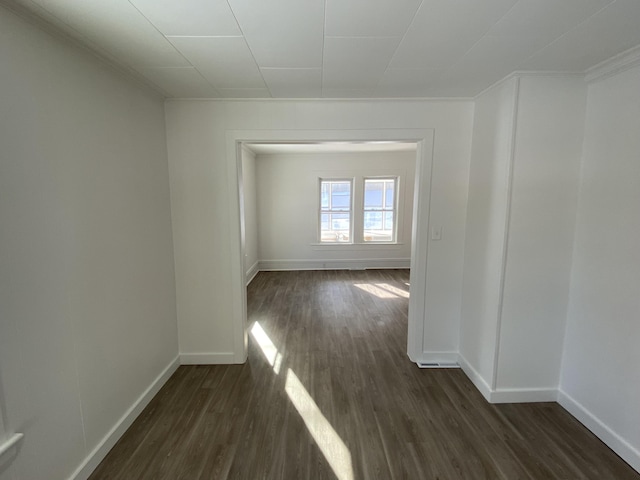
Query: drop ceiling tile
xmin=489 ymin=0 xmax=613 ymax=40
xmin=389 ymin=0 xmax=519 ymax=69
xmin=30 ymin=0 xmax=190 ymax=67
xmin=325 ymin=0 xmax=421 ymax=37
xmin=261 ymin=68 xmax=322 ymax=98
xmin=321 ymin=88 xmax=377 ymax=98
xmin=226 ymin=0 xmax=324 ymax=67
xmin=217 ymin=88 xmax=272 ymax=98
xmin=323 ymin=36 xmax=401 ymax=89
xmin=378 ymin=68 xmax=444 ymax=89
xmin=521 ymin=0 xmax=640 ymax=71
xmin=167 ymin=36 xmax=266 ymax=89
xmin=128 ymin=0 xmax=241 ymax=36
xmin=138 ymin=67 xmax=220 ymax=98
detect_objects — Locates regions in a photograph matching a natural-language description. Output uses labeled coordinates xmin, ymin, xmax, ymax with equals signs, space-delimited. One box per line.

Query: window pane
xmin=321 ymin=213 xmax=350 ymax=242
xmin=331 ymin=182 xmax=351 ymax=210
xmin=384 ymin=181 xmax=395 ymax=208
xmin=364 ymin=211 xmax=383 ymax=230
xmin=384 ymin=211 xmax=394 ymax=230
xmin=364 ymin=181 xmax=383 ymax=209
xmin=321 ymin=183 xmax=329 ymax=209
xmin=320 ymin=213 xmax=329 ymax=231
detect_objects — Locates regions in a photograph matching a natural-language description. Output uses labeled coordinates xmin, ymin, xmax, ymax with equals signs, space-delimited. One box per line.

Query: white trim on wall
xmin=69 ymin=356 xmax=180 ymax=480
xmin=558 ymin=390 xmax=640 ymax=473
xmin=246 ymin=261 xmax=260 ymax=285
xmin=258 ymin=259 xmax=410 ymax=271
xmin=180 ymin=353 xmax=238 ymax=365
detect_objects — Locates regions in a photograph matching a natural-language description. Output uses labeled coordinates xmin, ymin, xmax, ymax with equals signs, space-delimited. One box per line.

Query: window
xmin=320 ymin=179 xmax=352 ymax=242
xmin=363 ymin=178 xmax=396 ymax=242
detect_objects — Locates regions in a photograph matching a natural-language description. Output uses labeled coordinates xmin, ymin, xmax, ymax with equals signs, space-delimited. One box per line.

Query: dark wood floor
xmin=90 ymin=269 xmax=639 ymax=480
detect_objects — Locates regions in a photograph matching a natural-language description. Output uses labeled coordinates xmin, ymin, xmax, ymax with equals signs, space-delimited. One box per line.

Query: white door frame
xmin=225 ymin=129 xmax=434 ymax=363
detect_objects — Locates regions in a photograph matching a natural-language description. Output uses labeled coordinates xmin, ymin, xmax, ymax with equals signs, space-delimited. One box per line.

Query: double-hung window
xmin=320 ymin=179 xmax=352 ymax=243
xmin=363 ymin=178 xmax=397 ymax=242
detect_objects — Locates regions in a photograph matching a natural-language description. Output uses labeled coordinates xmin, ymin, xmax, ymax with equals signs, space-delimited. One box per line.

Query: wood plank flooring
xmin=89 ymin=269 xmax=639 ymax=480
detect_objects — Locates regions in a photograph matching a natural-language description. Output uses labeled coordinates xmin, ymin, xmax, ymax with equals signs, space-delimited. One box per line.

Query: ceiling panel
xmin=227 ymin=0 xmax=324 ymax=68
xmin=325 ymin=0 xmax=421 ymax=37
xmin=128 ymin=0 xmax=241 ymax=36
xmin=323 ymin=36 xmax=400 ymax=89
xmin=28 ymin=0 xmax=190 ymax=67
xmin=489 ymin=0 xmax=613 ymax=39
xmin=390 ymin=0 xmax=519 ymax=69
xmin=520 ymin=0 xmax=640 ymax=71
xmin=7 ymin=0 xmax=640 ymax=98
xmin=217 ymin=88 xmax=272 ymax=98
xmin=167 ymin=36 xmax=266 ymax=89
xmin=261 ymin=68 xmax=322 ymax=98
xmin=137 ymin=67 xmax=219 ymax=98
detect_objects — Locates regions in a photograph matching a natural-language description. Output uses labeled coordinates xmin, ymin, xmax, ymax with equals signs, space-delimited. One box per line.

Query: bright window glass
xmin=320 ymin=180 xmax=352 ymax=242
xmin=363 ymin=178 xmax=396 ymax=242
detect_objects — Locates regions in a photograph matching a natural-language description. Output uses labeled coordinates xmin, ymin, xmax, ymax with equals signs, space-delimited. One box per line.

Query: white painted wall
xmin=0 ymin=7 xmax=178 ymax=480
xmin=459 ymin=78 xmax=518 ymax=392
xmin=254 ymin=151 xmax=415 ymax=270
xmin=496 ymin=76 xmax=586 ymax=393
xmin=165 ymin=99 xmax=473 ymax=363
xmin=559 ymin=64 xmax=640 ymax=472
xmin=460 ymin=75 xmax=587 ymax=401
xmin=241 ymin=147 xmax=259 ymax=283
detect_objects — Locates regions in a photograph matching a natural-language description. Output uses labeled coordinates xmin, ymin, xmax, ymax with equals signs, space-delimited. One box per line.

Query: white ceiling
xmin=4 ymin=0 xmax=640 ymax=98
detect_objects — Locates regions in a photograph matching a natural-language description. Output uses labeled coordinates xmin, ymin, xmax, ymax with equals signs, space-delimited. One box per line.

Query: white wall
xmin=559 ymin=64 xmax=640 ymax=472
xmin=459 ymin=78 xmax=518 ymax=391
xmin=165 ymin=99 xmax=473 ymax=363
xmin=254 ymin=151 xmax=415 ymax=270
xmin=0 ymin=7 xmax=178 ymax=480
xmin=241 ymin=146 xmax=259 ymax=283
xmin=496 ymin=76 xmax=586 ymax=393
xmin=460 ymin=75 xmax=587 ymax=401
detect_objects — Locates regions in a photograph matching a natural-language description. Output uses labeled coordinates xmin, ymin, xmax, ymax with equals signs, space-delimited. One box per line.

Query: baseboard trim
xmin=490 ymin=387 xmax=558 ymax=404
xmin=69 ymin=355 xmax=180 ymax=480
xmin=414 ymin=351 xmax=459 ymax=366
xmin=180 ymin=352 xmax=238 ymax=365
xmin=457 ymin=354 xmax=492 ymax=402
xmin=558 ymin=390 xmax=640 ymax=473
xmin=258 ymin=258 xmax=411 ymax=271
xmin=246 ymin=261 xmax=259 ymax=286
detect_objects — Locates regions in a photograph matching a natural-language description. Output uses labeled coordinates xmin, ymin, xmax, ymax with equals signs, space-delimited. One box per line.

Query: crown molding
xmin=585 ymin=44 xmax=640 ymax=83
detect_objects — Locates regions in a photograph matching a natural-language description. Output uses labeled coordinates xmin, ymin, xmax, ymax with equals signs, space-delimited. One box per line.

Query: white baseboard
xmin=246 ymin=261 xmax=259 ymax=285
xmin=180 ymin=352 xmax=238 ymax=365
xmin=457 ymin=354 xmax=492 ymax=402
xmin=258 ymin=258 xmax=410 ymax=271
xmin=414 ymin=351 xmax=459 ymax=367
xmin=69 ymin=355 xmax=180 ymax=480
xmin=490 ymin=388 xmax=558 ymax=404
xmin=558 ymin=389 xmax=640 ymax=473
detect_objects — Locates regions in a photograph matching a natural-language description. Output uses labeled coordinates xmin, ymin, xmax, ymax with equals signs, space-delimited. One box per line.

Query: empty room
xmin=1 ymin=0 xmax=639 ymax=479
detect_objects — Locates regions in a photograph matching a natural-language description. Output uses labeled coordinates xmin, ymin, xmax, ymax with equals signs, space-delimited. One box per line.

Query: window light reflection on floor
xmin=250 ymin=321 xmax=283 ymax=374
xmin=353 ymin=283 xmax=410 ymax=299
xmin=285 ymin=368 xmax=355 ymax=480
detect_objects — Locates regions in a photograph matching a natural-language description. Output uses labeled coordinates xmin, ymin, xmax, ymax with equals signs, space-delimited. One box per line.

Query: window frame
xmin=318 ymin=178 xmax=354 ymax=244
xmin=362 ymin=176 xmax=399 ymax=244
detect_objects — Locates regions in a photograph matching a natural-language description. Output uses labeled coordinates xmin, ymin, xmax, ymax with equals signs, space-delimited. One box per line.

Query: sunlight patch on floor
xmin=353 ymin=283 xmax=409 ymax=299
xmin=285 ymin=368 xmax=354 ymax=480
xmin=250 ymin=321 xmax=283 ymax=374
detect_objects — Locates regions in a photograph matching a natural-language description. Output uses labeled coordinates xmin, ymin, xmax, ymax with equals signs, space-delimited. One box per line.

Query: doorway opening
xmin=225 ymin=129 xmax=434 ymax=364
